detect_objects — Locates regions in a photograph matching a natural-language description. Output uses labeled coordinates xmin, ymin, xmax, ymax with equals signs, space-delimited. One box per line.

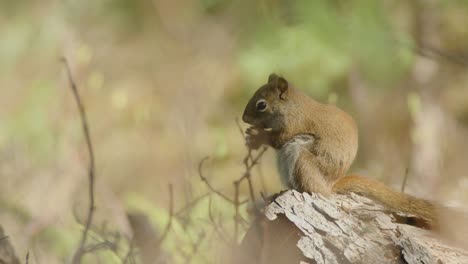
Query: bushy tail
xmin=332 ymin=175 xmax=437 ymax=227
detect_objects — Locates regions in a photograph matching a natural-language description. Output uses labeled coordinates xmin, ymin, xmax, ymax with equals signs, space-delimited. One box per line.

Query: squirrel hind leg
xmin=294 ymin=153 xmax=332 ymax=196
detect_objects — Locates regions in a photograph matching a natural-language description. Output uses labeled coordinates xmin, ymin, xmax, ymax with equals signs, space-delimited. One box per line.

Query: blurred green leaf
xmin=2 ymin=79 xmax=56 ymax=161
xmin=37 ymin=226 xmax=78 ymax=258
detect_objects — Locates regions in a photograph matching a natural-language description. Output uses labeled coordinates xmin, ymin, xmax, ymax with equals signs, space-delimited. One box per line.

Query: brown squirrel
xmin=242 ymin=73 xmax=437 ymax=227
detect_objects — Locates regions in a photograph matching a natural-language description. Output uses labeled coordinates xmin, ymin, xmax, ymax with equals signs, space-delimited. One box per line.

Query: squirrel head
xmin=242 ymin=73 xmax=289 ymax=130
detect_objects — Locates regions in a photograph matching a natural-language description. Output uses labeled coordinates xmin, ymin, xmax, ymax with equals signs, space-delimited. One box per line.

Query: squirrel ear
xmin=277 ymin=76 xmax=289 ymax=99
xmin=268 ymin=73 xmax=278 ymax=83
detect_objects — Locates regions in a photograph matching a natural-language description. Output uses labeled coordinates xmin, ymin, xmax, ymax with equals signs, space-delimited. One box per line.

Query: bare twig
xmin=175 ymin=192 xmax=210 ymax=217
xmin=198 ymin=157 xmax=235 ymax=204
xmin=234 ymin=146 xmax=268 ymax=203
xmin=0 ymin=236 xmax=8 ymax=242
xmin=401 ymin=168 xmax=410 ymax=193
xmin=25 ymin=251 xmax=29 ymax=264
xmin=62 ymin=58 xmax=96 ymax=264
xmin=257 ymin=162 xmax=267 ymax=196
xmin=123 ymin=239 xmax=136 ymax=264
xmin=243 ymin=150 xmax=256 ymax=202
xmin=83 ymin=241 xmax=115 ymax=253
xmin=196 ymin=122 xmax=268 ymax=247
xmin=233 ymin=181 xmax=240 ymax=243
xmin=414 ymin=44 xmax=468 ymax=67
xmin=157 ymin=184 xmax=174 ymax=245
xmin=395 ymin=38 xmax=468 ymax=68
xmin=207 ymin=196 xmax=231 ymax=244
xmin=186 ymin=232 xmax=206 ymax=264
xmin=236 ymin=118 xmax=266 ymax=202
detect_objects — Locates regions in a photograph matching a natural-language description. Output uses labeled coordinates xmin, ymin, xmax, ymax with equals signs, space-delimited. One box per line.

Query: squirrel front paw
xmin=245 ymin=126 xmax=268 ymax=150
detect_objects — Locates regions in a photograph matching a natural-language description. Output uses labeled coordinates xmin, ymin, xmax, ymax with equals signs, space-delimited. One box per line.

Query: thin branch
xmin=186 ymin=232 xmax=206 ymax=264
xmin=233 ymin=181 xmax=240 ymax=243
xmin=175 ymin=192 xmax=210 ymax=217
xmin=83 ymin=241 xmax=114 ymax=253
xmin=62 ymin=58 xmax=96 ymax=264
xmin=157 ymin=184 xmax=174 ymax=245
xmin=257 ymin=161 xmax=267 ymax=197
xmin=25 ymin=251 xmax=29 ymax=264
xmin=401 ymin=168 xmax=410 ymax=193
xmin=198 ymin=157 xmax=235 ymax=204
xmin=248 ymin=147 xmax=268 ymax=169
xmin=397 ymin=39 xmax=468 ymax=68
xmin=208 ymin=195 xmax=231 ymax=244
xmin=242 ymin=149 xmax=256 ymax=202
xmin=236 ymin=118 xmax=267 ymax=202
xmin=0 ymin=236 xmax=8 ymax=242
xmin=416 ymin=44 xmax=468 ymax=67
xmin=234 ymin=146 xmax=268 ymax=203
xmin=122 ymin=239 xmax=136 ymax=264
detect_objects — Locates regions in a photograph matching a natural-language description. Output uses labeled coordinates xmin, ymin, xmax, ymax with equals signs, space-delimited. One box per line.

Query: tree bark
xmin=239 ymin=190 xmax=468 ymax=264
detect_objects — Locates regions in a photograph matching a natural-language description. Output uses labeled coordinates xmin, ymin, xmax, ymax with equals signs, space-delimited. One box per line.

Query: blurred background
xmin=1 ymin=0 xmax=468 ymax=263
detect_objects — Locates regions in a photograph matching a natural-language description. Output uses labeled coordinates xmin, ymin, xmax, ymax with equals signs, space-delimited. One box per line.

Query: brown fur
xmin=333 ymin=175 xmax=437 ymax=226
xmin=243 ymin=74 xmax=358 ymax=184
xmin=243 ymin=73 xmax=439 ymax=229
xmin=295 ymin=150 xmax=332 ymax=196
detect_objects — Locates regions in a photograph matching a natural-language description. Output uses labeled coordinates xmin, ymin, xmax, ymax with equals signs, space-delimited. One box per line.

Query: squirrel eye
xmin=256 ymin=99 xmax=268 ymax=112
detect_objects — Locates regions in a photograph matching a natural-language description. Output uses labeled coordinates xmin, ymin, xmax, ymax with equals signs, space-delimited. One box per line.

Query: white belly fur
xmin=276 ymin=134 xmax=315 ymax=189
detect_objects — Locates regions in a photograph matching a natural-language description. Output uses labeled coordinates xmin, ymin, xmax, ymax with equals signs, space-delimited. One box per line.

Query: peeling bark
xmin=241 ymin=190 xmax=468 ymax=264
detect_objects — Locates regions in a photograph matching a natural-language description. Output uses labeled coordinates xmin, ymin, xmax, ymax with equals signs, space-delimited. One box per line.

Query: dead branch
xmin=186 ymin=232 xmax=206 ymax=264
xmin=241 ymin=190 xmax=468 ymax=264
xmin=207 ymin=195 xmax=232 ymax=244
xmin=62 ymin=58 xmax=97 ymax=264
xmin=235 ymin=146 xmax=268 ymax=203
xmin=82 ymin=241 xmax=115 ymax=254
xmin=196 ymin=123 xmax=268 ymax=248
xmin=233 ymin=181 xmax=240 ymax=242
xmin=414 ymin=44 xmax=468 ymax=67
xmin=175 ymin=192 xmax=210 ymax=217
xmin=198 ymin=157 xmax=235 ymax=204
xmin=157 ymin=184 xmax=174 ymax=245
xmin=401 ymin=167 xmax=410 ymax=193
xmin=122 ymin=240 xmax=136 ymax=264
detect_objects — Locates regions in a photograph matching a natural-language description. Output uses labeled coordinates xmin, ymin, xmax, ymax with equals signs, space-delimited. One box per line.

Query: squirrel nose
xmin=242 ymin=113 xmax=252 ymax=124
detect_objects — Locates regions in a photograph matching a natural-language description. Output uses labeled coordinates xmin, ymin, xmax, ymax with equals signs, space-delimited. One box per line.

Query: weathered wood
xmin=241 ymin=190 xmax=468 ymax=264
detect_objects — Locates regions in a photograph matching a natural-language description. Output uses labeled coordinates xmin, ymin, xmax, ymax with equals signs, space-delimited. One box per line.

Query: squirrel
xmin=242 ymin=73 xmax=437 ymax=228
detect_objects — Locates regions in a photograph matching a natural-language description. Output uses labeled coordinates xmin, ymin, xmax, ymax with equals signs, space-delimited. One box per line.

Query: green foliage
xmin=36 ymin=225 xmax=79 ymax=259
xmin=83 ymin=250 xmax=122 ymax=264
xmin=407 ymin=91 xmax=422 ymax=120
xmin=200 ymin=0 xmax=229 ymax=13
xmin=2 ymin=1 xmax=468 ymax=263
xmin=1 ymin=80 xmax=56 ymax=161
xmin=238 ymin=0 xmax=414 ymax=97
xmin=214 ymin=127 xmax=228 ymax=160
xmin=125 ymin=191 xmax=249 ymax=263
xmin=0 ymin=20 xmax=31 ymax=72
xmin=238 ymin=24 xmax=350 ymax=97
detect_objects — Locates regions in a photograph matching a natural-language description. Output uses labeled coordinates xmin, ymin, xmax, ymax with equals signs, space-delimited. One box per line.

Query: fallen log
xmin=238 ymin=190 xmax=468 ymax=264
